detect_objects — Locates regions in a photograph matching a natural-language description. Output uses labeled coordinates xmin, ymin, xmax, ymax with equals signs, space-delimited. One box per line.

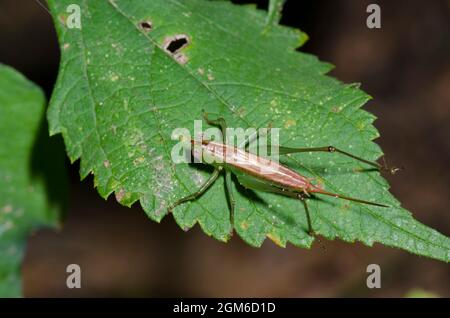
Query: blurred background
xmin=0 ymin=0 xmax=448 ymax=297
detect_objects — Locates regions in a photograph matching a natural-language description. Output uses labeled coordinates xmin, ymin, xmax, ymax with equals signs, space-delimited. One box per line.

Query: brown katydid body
xmin=193 ymin=139 xmax=320 ymax=192
xmin=191 ymin=139 xmax=387 ymax=207
xmin=168 ymin=112 xmax=391 ymax=238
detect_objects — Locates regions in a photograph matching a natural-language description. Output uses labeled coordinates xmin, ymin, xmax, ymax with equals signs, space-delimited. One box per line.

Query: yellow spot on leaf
xmin=240 ymin=221 xmax=249 ymax=230
xmin=284 ymin=119 xmax=296 ymax=129
xmin=357 ymin=121 xmax=366 ymax=130
xmin=267 ymin=232 xmax=285 ymax=247
xmin=133 ymin=156 xmax=145 ymax=166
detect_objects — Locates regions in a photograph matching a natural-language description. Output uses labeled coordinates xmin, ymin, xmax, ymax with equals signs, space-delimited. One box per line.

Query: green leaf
xmin=47 ymin=0 xmax=450 ymax=261
xmin=0 ymin=64 xmax=67 ymax=297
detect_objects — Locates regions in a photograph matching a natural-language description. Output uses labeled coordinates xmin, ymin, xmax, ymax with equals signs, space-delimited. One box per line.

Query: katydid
xmin=168 ymin=111 xmax=392 ymax=237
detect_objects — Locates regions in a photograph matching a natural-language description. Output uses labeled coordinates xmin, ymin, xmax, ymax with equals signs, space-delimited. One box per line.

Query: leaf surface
xmin=47 ymin=0 xmax=450 ymax=261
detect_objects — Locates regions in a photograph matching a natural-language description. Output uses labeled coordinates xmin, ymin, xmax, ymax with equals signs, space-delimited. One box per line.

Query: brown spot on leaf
xmin=58 ymin=14 xmax=67 ymax=25
xmin=115 ymin=189 xmax=126 ymax=202
xmin=174 ymin=53 xmax=188 ymax=65
xmin=2 ymin=204 xmax=12 ymax=214
xmin=331 ymin=106 xmax=342 ymax=113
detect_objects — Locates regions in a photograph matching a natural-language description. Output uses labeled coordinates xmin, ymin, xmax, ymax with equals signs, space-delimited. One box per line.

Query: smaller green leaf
xmin=405 ymin=288 xmax=439 ymax=298
xmin=0 ymin=64 xmax=67 ymax=297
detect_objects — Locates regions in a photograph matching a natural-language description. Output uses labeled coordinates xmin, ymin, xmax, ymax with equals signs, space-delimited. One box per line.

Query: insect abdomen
xmin=193 ymin=140 xmax=316 ymax=192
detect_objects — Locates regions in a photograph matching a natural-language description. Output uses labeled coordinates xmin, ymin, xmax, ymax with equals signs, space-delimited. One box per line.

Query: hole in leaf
xmin=164 ymin=35 xmax=189 ymax=54
xmin=139 ymin=20 xmax=153 ymax=31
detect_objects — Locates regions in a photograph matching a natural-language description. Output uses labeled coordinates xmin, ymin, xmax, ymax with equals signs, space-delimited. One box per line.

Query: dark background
xmin=0 ymin=0 xmax=449 ymax=297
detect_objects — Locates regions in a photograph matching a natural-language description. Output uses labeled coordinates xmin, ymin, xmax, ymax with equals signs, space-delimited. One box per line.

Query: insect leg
xmin=236 ymin=173 xmax=316 ymax=235
xmin=298 ymin=193 xmax=314 ymax=236
xmin=277 ymin=145 xmax=399 ymax=173
xmin=168 ymin=167 xmax=222 ymax=213
xmin=202 ymin=111 xmax=235 ymax=230
xmin=202 ymin=110 xmax=227 ymax=143
xmin=225 ymin=170 xmax=235 ymax=232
